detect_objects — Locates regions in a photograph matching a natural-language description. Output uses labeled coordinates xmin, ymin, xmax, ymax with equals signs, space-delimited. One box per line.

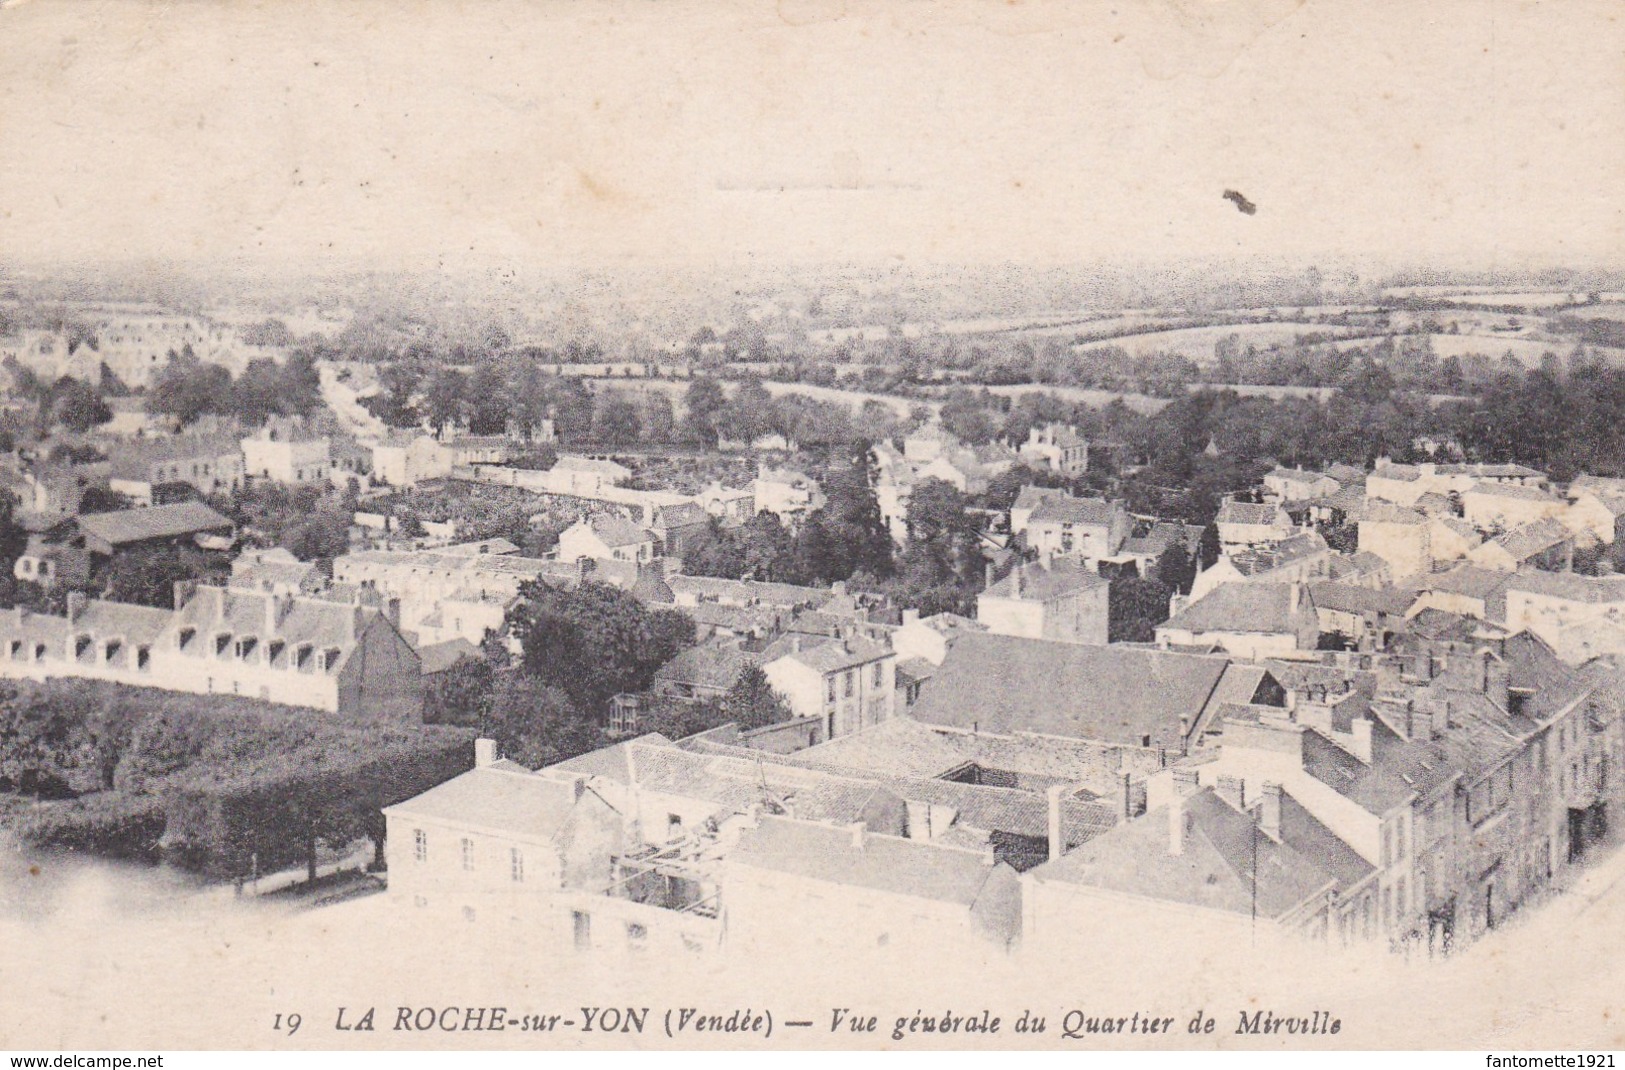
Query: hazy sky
xmin=1 ymin=0 xmax=1621 ymax=272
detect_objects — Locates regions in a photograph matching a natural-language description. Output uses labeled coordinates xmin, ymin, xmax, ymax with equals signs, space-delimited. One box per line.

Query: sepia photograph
xmin=1 ymin=0 xmax=1624 ymax=1055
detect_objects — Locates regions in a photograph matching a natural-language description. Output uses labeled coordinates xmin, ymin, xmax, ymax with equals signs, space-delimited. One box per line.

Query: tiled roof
xmin=1423 ymin=565 xmax=1514 ymax=601
xmin=1301 ymin=719 xmax=1462 ymax=814
xmin=653 ymin=643 xmax=760 ymax=692
xmin=1163 ymin=583 xmax=1312 ymax=636
xmin=78 ymin=501 xmax=234 ymax=546
xmin=1229 ymin=531 xmax=1329 ymax=576
xmin=1464 ymin=481 xmax=1561 ymax=502
xmin=1505 ymin=570 xmax=1625 ymax=603
xmin=762 ymin=633 xmax=891 ymax=673
xmin=1029 ymin=788 xmax=1356 ymax=919
xmin=912 ymin=633 xmax=1231 ymax=747
xmin=383 ymin=766 xmax=579 ymax=839
xmin=1030 ymin=496 xmax=1121 ymax=527
xmin=1484 ymin=518 xmax=1572 ymax=560
xmin=418 ymin=637 xmax=480 ymax=675
xmin=730 ymin=816 xmax=1015 ymax=912
xmin=654 ymin=502 xmax=708 ymax=528
xmin=1012 ymin=486 xmax=1069 ymax=513
xmin=585 ymin=513 xmax=652 ymax=548
xmin=1360 ymin=501 xmax=1428 ymax=525
xmin=981 ymin=558 xmax=1109 ymax=601
xmin=1308 ymin=582 xmax=1416 ymax=616
xmin=667 ymin=574 xmax=834 ymax=610
xmin=548 ymin=733 xmax=674 ymax=781
xmin=618 ymin=742 xmax=897 ymax=825
xmin=1215 ymin=500 xmax=1283 ymax=526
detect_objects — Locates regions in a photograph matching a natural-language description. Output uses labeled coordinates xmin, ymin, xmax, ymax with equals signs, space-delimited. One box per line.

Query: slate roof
xmin=653 ymin=502 xmax=709 ymax=529
xmin=1360 ymin=501 xmax=1428 ymax=525
xmin=548 ymin=733 xmax=674 ymax=781
xmin=1228 ymin=531 xmax=1329 ymax=577
xmin=1163 ymin=583 xmax=1312 ymax=636
xmin=617 ymin=742 xmax=899 ymax=825
xmin=78 ymin=501 xmax=234 ymax=547
xmin=911 ymin=633 xmax=1232 ymax=747
xmin=383 ymin=766 xmax=580 ymax=839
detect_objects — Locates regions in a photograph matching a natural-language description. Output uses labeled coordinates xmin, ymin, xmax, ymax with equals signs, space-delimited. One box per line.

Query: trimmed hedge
xmin=12 ymin=792 xmax=167 ymax=861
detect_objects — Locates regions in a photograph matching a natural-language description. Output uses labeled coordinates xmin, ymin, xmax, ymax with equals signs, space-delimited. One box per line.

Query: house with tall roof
xmin=241 ymin=419 xmax=332 ymax=486
xmin=1503 ymin=571 xmax=1625 ymax=664
xmin=1158 ymin=582 xmax=1321 ymax=660
xmin=1215 ymin=499 xmax=1293 ymax=548
xmin=556 ymin=513 xmax=657 ymax=564
xmin=1188 ymin=530 xmax=1332 ymax=602
xmin=368 ymin=430 xmax=455 ymax=488
xmin=107 ymin=433 xmax=245 ymax=505
xmin=1009 ymin=485 xmax=1070 ymax=537
xmin=1024 ymin=496 xmax=1131 ymax=565
xmin=1468 ymin=517 xmax=1575 ymax=573
xmin=976 ymin=558 xmax=1110 ymax=645
xmin=1463 ymin=481 xmax=1568 ymax=532
xmin=1563 ymin=474 xmax=1625 ymax=545
xmin=759 ymin=631 xmax=895 ymax=740
xmin=1019 ymin=423 xmax=1089 ymax=476
xmin=1357 ymin=501 xmax=1433 ymax=579
xmin=1263 ymin=465 xmax=1342 ymax=503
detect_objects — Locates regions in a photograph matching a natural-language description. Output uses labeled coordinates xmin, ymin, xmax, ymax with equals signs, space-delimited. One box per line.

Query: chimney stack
xmin=1047 ymin=784 xmax=1066 ymax=861
xmin=848 ymin=821 xmax=866 ymax=850
xmin=1259 ymin=781 xmax=1283 ymax=841
xmin=474 ymin=738 xmax=500 ymax=767
xmin=1349 ymin=716 xmax=1374 ymax=763
xmin=1168 ymin=791 xmax=1188 ymax=856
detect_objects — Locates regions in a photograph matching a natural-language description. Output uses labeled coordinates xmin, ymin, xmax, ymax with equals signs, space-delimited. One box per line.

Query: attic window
xmin=103 ymin=639 xmax=122 ymax=663
xmin=295 ymin=643 xmax=313 ymax=670
xmin=214 ymin=633 xmax=232 ymax=656
xmin=236 ymin=638 xmax=257 ymax=659
xmin=136 ymin=645 xmax=151 ymax=671
xmin=75 ymin=635 xmax=92 ymax=660
xmin=323 ymin=648 xmax=341 ymax=672
xmin=268 ymin=640 xmax=285 ymax=663
xmin=33 ymin=643 xmax=46 ymax=662
xmin=179 ymin=627 xmax=196 ymax=650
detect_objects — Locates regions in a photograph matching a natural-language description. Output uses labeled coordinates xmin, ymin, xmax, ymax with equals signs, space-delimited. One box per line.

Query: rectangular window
xmin=413 ymin=828 xmax=427 ymax=863
xmin=844 ymin=670 xmax=854 ymax=698
xmin=826 ymin=676 xmax=836 ymax=703
xmin=510 ymin=847 xmax=524 ymax=883
xmin=873 ymin=662 xmax=883 ymax=688
xmin=460 ymin=837 xmax=475 ymax=871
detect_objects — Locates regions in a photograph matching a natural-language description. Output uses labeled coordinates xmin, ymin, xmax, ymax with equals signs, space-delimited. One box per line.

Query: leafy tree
xmin=507 ymin=580 xmax=695 ymax=714
xmin=591 ymin=392 xmax=641 ymax=446
xmin=681 ymin=376 xmax=727 ymax=447
xmin=795 ymin=445 xmax=893 ymax=584
xmin=100 ymin=546 xmax=222 ymax=609
xmin=149 ymin=351 xmax=232 ymax=427
xmin=1108 ymin=575 xmax=1174 ymax=643
xmin=722 ymin=664 xmax=792 ymax=730
xmin=1153 ymin=543 xmax=1196 ymax=596
xmin=423 ymin=367 xmax=468 ymax=435
xmin=466 ymin=360 xmax=510 ymax=435
xmin=50 ymin=378 xmax=111 ymax=433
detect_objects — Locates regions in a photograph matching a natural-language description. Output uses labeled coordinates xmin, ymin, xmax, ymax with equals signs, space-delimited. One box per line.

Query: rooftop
xmin=1163 ymin=583 xmax=1313 ymax=636
xmin=981 ymin=558 xmax=1109 ymax=602
xmin=78 ymin=501 xmax=234 ymax=547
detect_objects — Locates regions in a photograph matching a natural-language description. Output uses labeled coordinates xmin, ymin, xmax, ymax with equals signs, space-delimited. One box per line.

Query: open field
xmin=1073 ymin=321 xmax=1363 ymax=363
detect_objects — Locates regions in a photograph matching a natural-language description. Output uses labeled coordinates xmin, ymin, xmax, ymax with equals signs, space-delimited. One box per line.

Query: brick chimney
xmin=1259 ymin=781 xmax=1283 ymax=841
xmin=474 ymin=738 xmax=500 ymax=767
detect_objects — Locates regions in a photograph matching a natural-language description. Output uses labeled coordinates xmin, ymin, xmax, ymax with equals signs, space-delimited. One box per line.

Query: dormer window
xmin=136 ymin=646 xmax=151 ymax=671
xmin=295 ymin=643 xmax=314 ymax=670
xmin=33 ymin=643 xmax=46 ymax=662
xmin=236 ymin=637 xmax=257 ymax=659
xmin=323 ymin=648 xmax=341 ymax=672
xmin=214 ymin=633 xmax=232 ymax=657
xmin=104 ymin=639 xmax=122 ymax=664
xmin=179 ymin=627 xmax=197 ymax=650
xmin=8 ymin=640 xmax=21 ymax=660
xmin=268 ymin=640 xmax=285 ymax=664
xmin=75 ymin=635 xmax=93 ymax=660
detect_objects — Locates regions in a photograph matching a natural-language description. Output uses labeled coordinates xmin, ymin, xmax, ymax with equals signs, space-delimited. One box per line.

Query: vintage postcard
xmin=2 ymin=0 xmax=1624 ymax=1055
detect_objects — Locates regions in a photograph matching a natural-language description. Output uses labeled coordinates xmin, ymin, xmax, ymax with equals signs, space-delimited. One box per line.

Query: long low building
xmin=0 ymin=585 xmax=422 ymax=720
